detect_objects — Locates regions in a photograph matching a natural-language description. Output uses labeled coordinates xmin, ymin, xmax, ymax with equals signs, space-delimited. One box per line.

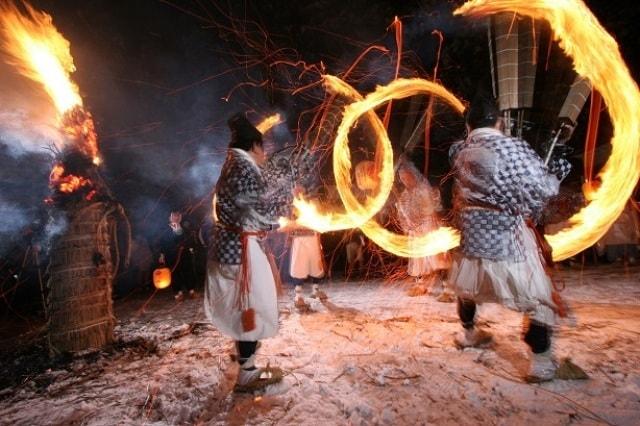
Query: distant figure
xmin=286 ymin=186 xmax=327 ymax=312
xmin=289 ymin=225 xmax=326 ymax=310
xmin=396 ymin=161 xmax=450 ymax=298
xmin=158 ymin=211 xmax=201 ymax=301
xmin=345 ymin=230 xmax=365 ymax=278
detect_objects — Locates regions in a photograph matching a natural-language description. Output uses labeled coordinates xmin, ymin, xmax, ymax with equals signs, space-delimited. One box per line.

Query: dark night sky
xmin=0 ymin=0 xmax=638 ymax=252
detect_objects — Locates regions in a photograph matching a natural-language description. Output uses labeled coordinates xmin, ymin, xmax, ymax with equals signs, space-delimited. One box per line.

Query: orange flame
xmin=0 ymin=2 xmax=100 ymax=164
xmin=293 ymin=76 xmax=464 ymax=257
xmin=256 ymin=113 xmax=282 ymax=134
xmin=292 ymin=75 xmax=395 ymax=232
xmin=49 ymin=164 xmax=92 ymax=193
xmin=456 ymin=0 xmax=640 ymax=261
xmin=333 ymin=77 xmax=464 ymax=257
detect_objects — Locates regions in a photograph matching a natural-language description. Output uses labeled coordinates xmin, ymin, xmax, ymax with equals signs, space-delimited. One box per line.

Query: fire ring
xmin=333 ymin=77 xmax=465 ymax=257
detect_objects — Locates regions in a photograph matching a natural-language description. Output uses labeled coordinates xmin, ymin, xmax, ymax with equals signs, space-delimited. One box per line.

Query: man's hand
xmin=556 ymin=121 xmax=575 ymax=145
xmin=169 ymin=211 xmax=183 ymax=233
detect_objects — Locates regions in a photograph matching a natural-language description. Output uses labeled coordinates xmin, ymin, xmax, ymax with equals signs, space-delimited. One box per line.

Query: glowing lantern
xmin=153 ymin=267 xmax=172 ymax=289
xmin=355 ymin=160 xmax=378 ymax=190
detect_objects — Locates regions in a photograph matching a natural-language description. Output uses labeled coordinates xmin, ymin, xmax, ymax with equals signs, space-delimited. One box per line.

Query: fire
xmin=331 ymin=77 xmax=464 ymax=257
xmin=296 ymin=1 xmax=639 ymax=260
xmin=49 ymin=164 xmax=92 ymax=194
xmin=294 ymin=76 xmax=464 ymax=257
xmin=0 ymin=2 xmax=100 ymax=164
xmin=456 ymin=0 xmax=640 ymax=261
xmin=292 ymin=75 xmax=395 ymax=232
xmin=256 ymin=113 xmax=283 ymax=134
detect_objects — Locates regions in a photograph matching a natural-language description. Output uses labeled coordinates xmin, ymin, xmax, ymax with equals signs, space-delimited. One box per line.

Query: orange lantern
xmin=355 ymin=160 xmax=378 ymax=191
xmin=153 ymin=267 xmax=172 ymax=289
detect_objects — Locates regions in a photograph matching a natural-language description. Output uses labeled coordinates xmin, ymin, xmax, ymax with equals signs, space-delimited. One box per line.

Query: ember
xmin=49 ymin=164 xmax=92 ymax=194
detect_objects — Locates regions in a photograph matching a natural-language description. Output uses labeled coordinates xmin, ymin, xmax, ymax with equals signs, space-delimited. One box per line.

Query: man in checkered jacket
xmin=449 ymin=94 xmax=571 ymax=382
xmin=204 ymin=113 xmax=295 ymax=392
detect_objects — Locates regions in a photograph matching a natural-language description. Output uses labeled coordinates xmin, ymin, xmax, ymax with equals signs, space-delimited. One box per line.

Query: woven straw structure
xmin=47 ymin=202 xmax=124 ymax=354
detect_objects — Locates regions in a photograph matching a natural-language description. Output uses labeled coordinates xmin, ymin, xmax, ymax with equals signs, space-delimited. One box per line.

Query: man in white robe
xmin=204 ymin=113 xmax=294 ymax=392
xmin=449 ymin=95 xmax=571 ymax=382
xmin=289 ymin=226 xmax=326 ymax=310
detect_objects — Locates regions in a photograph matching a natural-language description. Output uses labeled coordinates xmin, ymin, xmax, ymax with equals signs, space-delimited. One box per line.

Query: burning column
xmin=0 ymin=2 xmax=129 ymax=353
xmin=46 ymin=149 xmax=129 ymax=353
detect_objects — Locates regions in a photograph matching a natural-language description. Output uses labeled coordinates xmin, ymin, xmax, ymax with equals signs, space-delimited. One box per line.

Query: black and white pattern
xmin=211 ymin=148 xmax=294 ymax=265
xmin=450 ymin=128 xmax=571 ymax=261
xmin=460 ymin=209 xmax=525 ymax=261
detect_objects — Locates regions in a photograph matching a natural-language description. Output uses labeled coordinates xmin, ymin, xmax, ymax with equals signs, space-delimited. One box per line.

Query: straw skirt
xmin=450 ymin=224 xmax=556 ymax=326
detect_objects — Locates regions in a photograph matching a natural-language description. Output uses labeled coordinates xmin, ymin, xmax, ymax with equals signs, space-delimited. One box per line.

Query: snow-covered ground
xmin=1 ymin=264 xmax=639 ymax=425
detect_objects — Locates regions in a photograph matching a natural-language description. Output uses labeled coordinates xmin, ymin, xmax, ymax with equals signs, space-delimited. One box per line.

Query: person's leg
xmin=236 ymin=340 xmax=259 ymax=385
xmin=523 ymin=316 xmax=556 ymax=382
xmin=185 ymin=251 xmax=198 ymax=295
xmin=292 ymin=276 xmax=311 ymax=311
xmin=455 ymin=298 xmax=493 ymax=348
xmin=523 ymin=320 xmax=551 ymax=354
xmin=457 ymin=298 xmax=476 ymax=329
xmin=310 ymin=275 xmax=328 ymax=300
xmin=237 ymin=340 xmax=258 ymax=366
xmin=435 ymin=269 xmax=455 ymax=302
xmin=172 ymin=266 xmax=185 ymax=301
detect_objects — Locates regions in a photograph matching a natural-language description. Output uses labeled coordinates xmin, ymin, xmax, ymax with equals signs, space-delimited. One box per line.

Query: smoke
xmin=0 ymin=196 xmax=30 ymax=237
xmin=41 ymin=213 xmax=68 ymax=251
xmin=0 ymin=134 xmax=51 ymax=256
xmin=0 ymin=109 xmax=63 ymax=156
xmin=186 ymin=146 xmax=223 ymax=199
xmin=0 ymin=1 xmax=486 ymax=250
xmin=0 ymin=60 xmax=59 ymax=255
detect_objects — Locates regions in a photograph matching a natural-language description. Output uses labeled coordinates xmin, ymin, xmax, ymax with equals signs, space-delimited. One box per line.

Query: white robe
xmin=206 ymin=148 xmax=292 ymax=341
xmin=204 ymin=237 xmax=278 ymax=341
xmin=397 ymin=186 xmax=449 ymax=277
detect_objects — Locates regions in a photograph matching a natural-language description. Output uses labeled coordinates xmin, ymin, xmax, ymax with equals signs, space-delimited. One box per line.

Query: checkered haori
xmin=450 ymin=128 xmax=571 ymax=261
xmin=210 ymin=148 xmax=294 ymax=265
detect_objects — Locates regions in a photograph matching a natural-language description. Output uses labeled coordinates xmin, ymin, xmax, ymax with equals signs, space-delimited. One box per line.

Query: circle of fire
xmin=294 ymin=76 xmax=464 ymax=257
xmin=298 ymin=0 xmax=640 ymax=261
xmin=332 ymin=77 xmax=464 ymax=257
xmin=292 ymin=75 xmax=397 ymax=232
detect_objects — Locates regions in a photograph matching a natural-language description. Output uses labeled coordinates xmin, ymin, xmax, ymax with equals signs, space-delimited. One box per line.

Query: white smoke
xmin=0 ymin=195 xmax=30 ymax=234
xmin=0 ymin=109 xmax=63 ymax=157
xmin=186 ymin=147 xmax=223 ymax=198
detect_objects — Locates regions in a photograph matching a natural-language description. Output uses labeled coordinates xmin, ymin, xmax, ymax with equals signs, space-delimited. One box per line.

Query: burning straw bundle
xmin=46 ymin=150 xmax=130 ymax=354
